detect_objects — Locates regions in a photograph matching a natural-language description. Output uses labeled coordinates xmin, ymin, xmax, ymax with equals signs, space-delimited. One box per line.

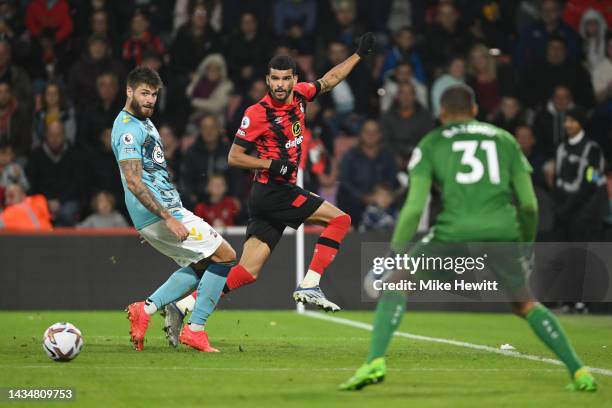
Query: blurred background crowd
xmin=0 ymin=0 xmax=611 ymax=242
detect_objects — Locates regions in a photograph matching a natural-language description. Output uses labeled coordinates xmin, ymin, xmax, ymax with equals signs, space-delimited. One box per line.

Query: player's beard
xmin=130 ymin=99 xmax=155 ymax=118
xmin=269 ymin=85 xmax=292 ymax=104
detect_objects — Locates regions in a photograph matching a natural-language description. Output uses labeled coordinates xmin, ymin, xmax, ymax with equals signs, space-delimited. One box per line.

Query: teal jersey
xmin=111 ymin=110 xmax=182 ymax=229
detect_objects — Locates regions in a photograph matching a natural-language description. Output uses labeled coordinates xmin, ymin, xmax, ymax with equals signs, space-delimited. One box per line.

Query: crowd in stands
xmin=0 ymin=0 xmax=610 ymax=242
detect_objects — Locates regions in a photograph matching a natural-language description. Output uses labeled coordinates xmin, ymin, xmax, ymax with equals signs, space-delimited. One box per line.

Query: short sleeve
xmin=233 ymin=105 xmax=267 ymax=150
xmin=293 ymin=81 xmax=320 ymax=102
xmin=408 ymin=140 xmax=433 ymax=179
xmin=114 ymin=123 xmax=145 ymax=162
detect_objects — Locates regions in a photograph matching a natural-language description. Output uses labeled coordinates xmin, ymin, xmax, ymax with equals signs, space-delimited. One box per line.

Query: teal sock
xmin=526 ymin=304 xmax=584 ymax=377
xmin=148 ymin=266 xmax=199 ymax=308
xmin=367 ymin=291 xmax=407 ymax=363
xmin=189 ymin=263 xmax=231 ymax=326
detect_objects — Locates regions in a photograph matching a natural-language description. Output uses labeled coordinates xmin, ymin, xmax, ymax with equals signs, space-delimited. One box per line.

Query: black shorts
xmin=246 ymin=182 xmax=324 ymax=250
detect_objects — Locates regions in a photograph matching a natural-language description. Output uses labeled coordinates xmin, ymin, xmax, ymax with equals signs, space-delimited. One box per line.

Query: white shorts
xmin=139 ymin=208 xmax=223 ymax=267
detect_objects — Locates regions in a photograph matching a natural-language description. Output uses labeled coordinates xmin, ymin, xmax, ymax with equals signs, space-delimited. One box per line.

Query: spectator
xmin=226 ymin=12 xmax=270 ymax=92
xmin=180 ymin=114 xmax=232 ymax=209
xmin=121 ymin=10 xmax=164 ymax=68
xmin=466 ymin=44 xmax=516 ymax=120
xmin=32 ymin=81 xmax=76 ymax=149
xmin=424 ymin=2 xmax=473 ymax=74
xmin=88 ymin=127 xmax=124 ymax=215
xmin=0 ymin=0 xmax=26 ymax=52
xmin=0 ymin=81 xmax=31 ymax=161
xmin=519 ymin=36 xmax=594 ymax=109
xmin=592 ymin=85 xmax=612 ymax=162
xmin=194 ymin=174 xmax=240 ymax=228
xmin=563 ymin=0 xmax=612 ymax=31
xmin=229 ymin=79 xmax=268 ymax=137
xmin=359 ymin=183 xmax=398 ymax=231
xmin=317 ymin=40 xmax=370 ymax=136
xmin=337 ymin=119 xmax=398 ymax=224
xmin=515 ymin=125 xmax=549 ymax=189
xmin=73 ymin=9 xmax=120 ymax=59
xmin=186 ymin=53 xmax=233 ymax=126
xmin=0 ymin=40 xmax=33 ymax=116
xmin=380 ymin=26 xmax=426 ymax=84
xmin=25 ymin=0 xmax=73 ymax=45
xmin=554 ymin=106 xmax=607 ymax=241
xmin=26 ymin=121 xmax=85 ymax=226
xmin=0 ymin=183 xmax=52 ymax=230
xmin=430 ymin=55 xmax=466 ymax=117
xmin=27 ymin=27 xmax=68 ymax=84
xmin=68 ymin=34 xmax=125 ymax=108
xmin=380 ymin=60 xmax=428 ymax=113
xmin=274 ymin=0 xmax=317 ymax=54
xmin=592 ymin=35 xmax=612 ymax=104
xmin=316 ymin=0 xmax=366 ymax=61
xmin=159 ymin=123 xmax=181 ymax=183
xmin=170 ymin=3 xmax=220 ymax=76
xmin=579 ymin=9 xmax=608 ymax=71
xmin=78 ymin=191 xmax=128 ymax=228
xmin=514 ymin=0 xmax=581 ymax=69
xmin=491 ymin=95 xmax=530 ymax=134
xmin=532 ymin=85 xmax=575 ymax=160
xmin=78 ymin=72 xmax=122 ymax=150
xmin=0 ymin=143 xmax=28 ymax=192
xmin=304 ymin=98 xmax=335 ymax=159
xmin=381 ymin=82 xmax=434 ymax=166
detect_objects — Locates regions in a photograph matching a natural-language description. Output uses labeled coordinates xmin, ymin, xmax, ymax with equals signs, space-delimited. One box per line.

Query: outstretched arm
xmin=316 ymin=32 xmax=375 ymax=94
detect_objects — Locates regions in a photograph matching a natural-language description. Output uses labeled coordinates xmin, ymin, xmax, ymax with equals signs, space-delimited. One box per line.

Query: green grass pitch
xmin=1 ymin=310 xmax=611 ymax=407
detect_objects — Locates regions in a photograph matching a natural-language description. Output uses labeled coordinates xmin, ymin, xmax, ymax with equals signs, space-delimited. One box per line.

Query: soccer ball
xmin=42 ymin=322 xmax=83 ymax=362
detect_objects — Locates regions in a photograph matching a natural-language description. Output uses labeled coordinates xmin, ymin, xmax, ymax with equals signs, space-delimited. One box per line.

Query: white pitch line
xmin=302 ymin=311 xmax=612 ymax=378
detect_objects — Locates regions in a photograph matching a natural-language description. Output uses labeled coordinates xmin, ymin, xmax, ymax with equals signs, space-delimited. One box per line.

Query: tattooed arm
xmin=316 ymin=54 xmax=361 ymax=94
xmin=120 ymin=159 xmax=189 ymax=241
xmin=316 ymin=32 xmax=375 ymax=94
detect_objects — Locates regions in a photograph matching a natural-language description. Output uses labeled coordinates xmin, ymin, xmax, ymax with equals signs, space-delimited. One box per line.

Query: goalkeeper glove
xmin=356 ymin=32 xmax=375 ymax=57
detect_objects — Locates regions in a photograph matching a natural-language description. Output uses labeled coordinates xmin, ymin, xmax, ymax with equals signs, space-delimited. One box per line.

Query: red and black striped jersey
xmin=233 ymin=81 xmax=320 ymax=184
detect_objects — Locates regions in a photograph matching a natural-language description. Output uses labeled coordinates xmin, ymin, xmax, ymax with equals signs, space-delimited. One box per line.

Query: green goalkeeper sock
xmin=367 ymin=291 xmax=407 ymax=363
xmin=526 ymin=304 xmax=584 ymax=377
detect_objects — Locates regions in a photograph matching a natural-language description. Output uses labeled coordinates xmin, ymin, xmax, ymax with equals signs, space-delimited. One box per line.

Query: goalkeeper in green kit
xmin=340 ymin=85 xmax=597 ymax=392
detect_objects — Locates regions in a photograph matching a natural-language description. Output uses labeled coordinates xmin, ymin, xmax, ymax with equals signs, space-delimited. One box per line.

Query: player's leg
xmin=162 ymin=220 xmax=281 ymax=345
xmin=510 ymin=300 xmax=597 ymax=391
xmin=178 ymin=239 xmax=236 ymax=352
xmin=293 ymin=201 xmax=351 ymax=311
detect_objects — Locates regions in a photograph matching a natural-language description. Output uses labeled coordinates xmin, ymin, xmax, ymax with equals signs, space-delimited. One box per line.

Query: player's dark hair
xmin=268 ymin=55 xmax=296 ymax=75
xmin=127 ymin=66 xmax=163 ymax=90
xmin=440 ymin=85 xmax=476 ymax=115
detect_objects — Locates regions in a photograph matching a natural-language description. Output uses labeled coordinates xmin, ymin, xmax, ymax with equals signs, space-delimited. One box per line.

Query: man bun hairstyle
xmin=440 ymin=84 xmax=476 ymax=115
xmin=127 ymin=66 xmax=163 ymax=90
xmin=268 ymin=55 xmax=297 ymax=75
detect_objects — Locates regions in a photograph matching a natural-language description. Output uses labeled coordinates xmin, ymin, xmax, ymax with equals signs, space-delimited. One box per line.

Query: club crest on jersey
xmin=122 ymin=133 xmax=134 ymax=145
xmin=240 ymin=116 xmax=250 ymax=129
xmin=152 ymin=144 xmax=165 ymax=164
xmin=292 ymin=121 xmax=302 ymax=137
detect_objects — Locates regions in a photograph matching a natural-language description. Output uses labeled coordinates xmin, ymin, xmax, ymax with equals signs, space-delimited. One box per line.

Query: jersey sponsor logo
xmin=408 ymin=147 xmax=422 ymax=170
xmin=122 ymin=133 xmax=134 ymax=145
xmin=236 ymin=129 xmax=246 ymax=136
xmin=285 ymin=135 xmax=304 ymax=149
xmin=292 ymin=121 xmax=302 ymax=137
xmin=152 ymin=144 xmax=165 ymax=164
xmin=240 ymin=116 xmax=250 ymax=129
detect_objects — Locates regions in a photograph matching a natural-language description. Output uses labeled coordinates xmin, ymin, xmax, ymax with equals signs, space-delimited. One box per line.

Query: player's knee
xmin=512 ymin=301 xmax=537 ymax=317
xmin=331 ymin=213 xmax=351 ymax=230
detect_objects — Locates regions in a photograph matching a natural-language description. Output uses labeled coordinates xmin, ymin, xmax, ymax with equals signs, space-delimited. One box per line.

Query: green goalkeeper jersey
xmin=409 ymin=119 xmax=533 ymax=242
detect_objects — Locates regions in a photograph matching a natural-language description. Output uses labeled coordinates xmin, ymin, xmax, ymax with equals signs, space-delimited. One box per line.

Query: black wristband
xmin=269 ymin=159 xmax=296 ymax=179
